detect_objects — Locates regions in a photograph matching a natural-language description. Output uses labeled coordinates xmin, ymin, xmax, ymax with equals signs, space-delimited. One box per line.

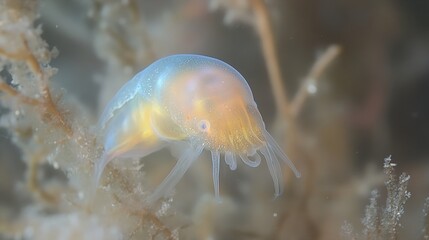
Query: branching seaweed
xmin=342 ymin=156 xmax=412 ymax=240
xmin=0 ymin=1 xmax=171 ymax=239
xmin=421 ymin=197 xmax=429 ymax=239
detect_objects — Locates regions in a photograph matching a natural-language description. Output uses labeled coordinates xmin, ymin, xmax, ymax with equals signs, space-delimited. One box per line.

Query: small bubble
xmin=53 ymin=161 xmax=59 ymax=169
xmin=78 ymin=191 xmax=84 ymax=200
xmin=273 ymin=212 xmax=278 ymax=217
xmin=307 ymin=83 xmax=317 ymax=94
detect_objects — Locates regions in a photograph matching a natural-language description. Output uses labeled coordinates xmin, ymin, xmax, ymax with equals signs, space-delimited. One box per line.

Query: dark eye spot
xmin=198 ymin=120 xmax=210 ymax=132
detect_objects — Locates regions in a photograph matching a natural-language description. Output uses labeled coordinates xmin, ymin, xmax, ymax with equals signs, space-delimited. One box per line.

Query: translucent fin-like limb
xmin=239 ymin=152 xmax=262 ymax=167
xmin=93 ymin=153 xmax=114 ymax=192
xmin=260 ymin=147 xmax=283 ymax=197
xmin=211 ymin=150 xmax=221 ymax=202
xmin=146 ymin=145 xmax=204 ymax=204
xmin=264 ymin=131 xmax=301 ymax=178
xmin=224 ymin=152 xmax=237 ymax=171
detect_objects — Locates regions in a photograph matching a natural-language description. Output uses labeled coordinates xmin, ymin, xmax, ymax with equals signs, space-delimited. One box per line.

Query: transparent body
xmin=95 ymin=54 xmax=300 ymax=204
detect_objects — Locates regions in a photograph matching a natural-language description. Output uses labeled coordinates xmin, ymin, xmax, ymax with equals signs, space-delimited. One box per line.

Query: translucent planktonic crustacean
xmin=94 ymin=54 xmax=300 ymax=204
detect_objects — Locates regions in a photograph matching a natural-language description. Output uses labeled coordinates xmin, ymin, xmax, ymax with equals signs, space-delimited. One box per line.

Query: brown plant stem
xmin=112 ymin=194 xmax=174 ymax=240
xmin=250 ymin=0 xmax=289 ymax=119
xmin=290 ymin=45 xmax=341 ymax=118
xmin=27 ymin=149 xmax=59 ymax=204
xmin=0 ymin=36 xmax=73 ymax=136
xmin=107 ymin=165 xmax=135 ymax=193
xmin=0 ymin=82 xmax=40 ymax=105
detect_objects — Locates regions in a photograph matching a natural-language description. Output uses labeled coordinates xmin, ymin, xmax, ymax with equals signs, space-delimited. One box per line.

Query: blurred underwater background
xmin=1 ymin=0 xmax=429 ymax=239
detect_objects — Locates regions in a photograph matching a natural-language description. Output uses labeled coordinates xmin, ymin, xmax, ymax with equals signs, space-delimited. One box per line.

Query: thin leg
xmin=146 ymin=145 xmax=204 ymax=205
xmin=211 ymin=150 xmax=221 ymax=202
xmin=225 ymin=152 xmax=237 ymax=171
xmin=239 ymin=152 xmax=262 ymax=167
xmin=93 ymin=153 xmax=113 ymax=191
xmin=264 ymin=132 xmax=301 ymax=178
xmin=261 ymin=147 xmax=283 ymax=197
